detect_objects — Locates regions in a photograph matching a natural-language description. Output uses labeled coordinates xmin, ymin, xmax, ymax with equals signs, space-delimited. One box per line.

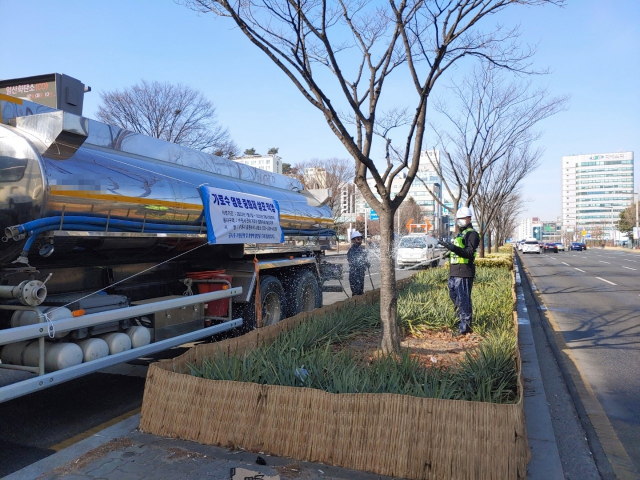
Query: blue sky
xmin=2 ymin=0 xmax=639 ymax=221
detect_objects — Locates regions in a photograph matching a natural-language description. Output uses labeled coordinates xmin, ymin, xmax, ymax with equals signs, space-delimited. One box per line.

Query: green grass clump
xmin=398 ymin=266 xmax=513 ymax=336
xmin=452 ymin=330 xmax=518 ymax=403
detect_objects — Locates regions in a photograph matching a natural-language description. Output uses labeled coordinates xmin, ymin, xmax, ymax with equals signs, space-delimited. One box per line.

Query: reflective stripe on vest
xmin=450 ymin=228 xmax=475 ymax=265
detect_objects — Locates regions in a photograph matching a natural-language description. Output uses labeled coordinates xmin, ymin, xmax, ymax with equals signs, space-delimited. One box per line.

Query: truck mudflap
xmin=0 ymin=288 xmax=243 ymax=403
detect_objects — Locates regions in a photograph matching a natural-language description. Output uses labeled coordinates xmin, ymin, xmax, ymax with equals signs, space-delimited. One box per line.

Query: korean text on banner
xmin=199 ymin=186 xmax=284 ymax=244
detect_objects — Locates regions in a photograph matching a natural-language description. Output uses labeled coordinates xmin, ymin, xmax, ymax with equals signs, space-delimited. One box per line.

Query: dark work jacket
xmin=449 ymin=224 xmax=480 ymax=278
xmin=347 ymin=244 xmax=369 ymax=272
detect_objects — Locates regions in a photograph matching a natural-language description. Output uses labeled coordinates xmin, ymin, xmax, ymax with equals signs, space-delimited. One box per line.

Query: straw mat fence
xmin=140 ymin=274 xmax=529 ymax=479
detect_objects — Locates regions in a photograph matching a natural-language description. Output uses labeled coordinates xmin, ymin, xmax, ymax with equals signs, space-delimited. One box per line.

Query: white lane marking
xmin=625 ymin=259 xmax=637 ymax=263
xmin=581 ymin=256 xmax=587 ymax=259
xmin=599 ymin=261 xmax=610 ymax=264
xmin=622 ymin=266 xmax=637 ymax=271
xmin=575 ymin=268 xmax=586 ymax=273
xmin=595 ymin=277 xmax=617 ymax=286
xmin=562 ymin=262 xmax=570 ymax=266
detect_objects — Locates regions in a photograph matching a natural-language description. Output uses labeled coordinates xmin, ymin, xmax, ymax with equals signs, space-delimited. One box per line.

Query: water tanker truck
xmin=0 ymin=74 xmax=339 ymax=402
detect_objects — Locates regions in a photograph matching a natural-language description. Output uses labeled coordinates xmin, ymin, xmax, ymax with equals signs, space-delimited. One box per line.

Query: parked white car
xmin=396 ymin=234 xmax=440 ymax=268
xmin=521 ymin=239 xmax=541 ymax=254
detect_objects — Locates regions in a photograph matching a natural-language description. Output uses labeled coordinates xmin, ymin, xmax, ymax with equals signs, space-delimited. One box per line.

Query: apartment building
xmin=233 ymin=153 xmax=282 ymax=174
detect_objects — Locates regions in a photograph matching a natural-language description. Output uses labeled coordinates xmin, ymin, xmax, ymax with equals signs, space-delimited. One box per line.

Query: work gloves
xmin=438 ymin=239 xmax=456 ymax=251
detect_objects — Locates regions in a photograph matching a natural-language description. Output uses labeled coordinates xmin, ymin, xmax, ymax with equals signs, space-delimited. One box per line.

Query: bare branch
xmin=97 ymin=80 xmax=238 ymax=157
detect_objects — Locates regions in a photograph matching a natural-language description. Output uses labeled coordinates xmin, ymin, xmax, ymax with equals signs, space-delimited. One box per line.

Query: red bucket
xmin=186 ymin=270 xmax=234 ymax=317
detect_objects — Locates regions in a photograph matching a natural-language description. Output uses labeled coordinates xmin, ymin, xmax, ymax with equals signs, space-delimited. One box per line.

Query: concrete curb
xmin=4 ymin=414 xmax=141 ymax=480
xmin=514 ymin=262 xmax=564 ymax=479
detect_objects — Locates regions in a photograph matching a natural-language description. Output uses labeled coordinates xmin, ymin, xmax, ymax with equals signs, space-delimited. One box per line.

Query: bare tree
xmin=471 ymin=146 xmax=542 ymax=256
xmin=292 ymin=158 xmax=355 ymax=218
xmin=397 ymin=197 xmax=426 ymax=235
xmin=185 ymin=0 xmax=564 ymax=353
xmin=591 ymin=224 xmax=605 ymax=247
xmin=561 ymin=229 xmax=574 ymax=247
xmin=492 ymin=192 xmax=524 ymax=247
xmin=419 ymin=63 xmax=567 ymax=225
xmin=481 ymin=191 xmax=523 ymax=251
xmin=97 ymin=80 xmax=238 ymax=157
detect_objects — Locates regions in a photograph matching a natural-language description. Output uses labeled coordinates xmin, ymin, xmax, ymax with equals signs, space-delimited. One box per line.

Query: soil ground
xmin=339 ymin=329 xmax=483 ymax=369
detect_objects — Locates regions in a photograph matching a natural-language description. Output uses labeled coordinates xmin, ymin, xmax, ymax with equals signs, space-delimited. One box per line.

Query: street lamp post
xmin=635 ymin=192 xmax=639 ymax=249
xmin=610 ymin=206 xmax=615 ymax=247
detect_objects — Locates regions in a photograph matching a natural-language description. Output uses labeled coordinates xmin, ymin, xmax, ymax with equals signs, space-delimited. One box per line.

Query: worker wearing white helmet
xmin=347 ymin=230 xmax=369 ymax=296
xmin=437 ymin=206 xmax=480 ymax=335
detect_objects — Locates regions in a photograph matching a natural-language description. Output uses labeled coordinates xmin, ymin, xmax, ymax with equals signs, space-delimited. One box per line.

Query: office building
xmin=562 ymin=152 xmax=634 ymax=238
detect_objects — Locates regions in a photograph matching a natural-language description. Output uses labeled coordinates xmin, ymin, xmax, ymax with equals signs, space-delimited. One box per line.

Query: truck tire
xmin=243 ymin=275 xmax=287 ymax=330
xmin=287 ymin=270 xmax=322 ymax=316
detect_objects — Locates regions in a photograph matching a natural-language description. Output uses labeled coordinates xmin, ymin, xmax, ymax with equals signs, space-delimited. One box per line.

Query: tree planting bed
xmin=140 ymin=253 xmax=528 ymax=479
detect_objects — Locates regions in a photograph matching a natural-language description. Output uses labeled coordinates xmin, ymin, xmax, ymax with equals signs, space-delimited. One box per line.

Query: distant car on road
xmin=543 ymin=242 xmax=559 ymax=253
xmin=570 ymin=242 xmax=583 ymax=251
xmin=522 ymin=239 xmax=541 ymax=254
xmin=579 ymin=242 xmax=587 ymax=250
xmin=553 ymin=242 xmax=565 ymax=251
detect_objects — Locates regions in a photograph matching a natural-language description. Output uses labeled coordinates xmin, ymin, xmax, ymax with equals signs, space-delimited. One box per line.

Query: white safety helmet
xmin=350 ymin=231 xmax=363 ymax=240
xmin=455 ymin=207 xmax=473 ymax=219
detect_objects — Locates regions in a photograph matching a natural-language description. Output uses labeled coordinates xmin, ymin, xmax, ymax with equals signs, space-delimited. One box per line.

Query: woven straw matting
xmin=140 ymin=275 xmax=529 ymax=480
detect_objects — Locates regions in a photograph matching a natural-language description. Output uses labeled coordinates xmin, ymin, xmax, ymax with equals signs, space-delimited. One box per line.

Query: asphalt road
xmin=519 ymin=248 xmax=640 ymax=474
xmin=0 ymin=252 xmax=424 ymax=477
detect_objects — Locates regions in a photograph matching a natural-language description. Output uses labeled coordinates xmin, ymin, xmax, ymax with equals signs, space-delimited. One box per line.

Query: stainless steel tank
xmin=0 ymin=99 xmax=334 ymax=265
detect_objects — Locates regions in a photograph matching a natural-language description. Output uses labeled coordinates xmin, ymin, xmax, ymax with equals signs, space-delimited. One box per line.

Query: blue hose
xmin=15 ymin=216 xmax=204 ymax=234
xmin=10 ymin=217 xmax=335 ymax=256
xmin=13 ymin=216 xmax=334 ymax=237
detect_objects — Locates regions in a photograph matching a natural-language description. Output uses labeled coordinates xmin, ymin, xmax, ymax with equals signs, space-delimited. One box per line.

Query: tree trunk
xmin=377 ymin=210 xmax=400 ymax=354
xmin=478 ymin=231 xmax=485 ymax=258
xmin=487 ymin=230 xmax=492 ymax=254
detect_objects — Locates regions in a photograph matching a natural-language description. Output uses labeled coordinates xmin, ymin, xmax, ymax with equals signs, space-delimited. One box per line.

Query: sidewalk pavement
xmin=7 ymin=416 xmax=397 ymax=480
xmin=7 ymin=264 xmax=564 ymax=480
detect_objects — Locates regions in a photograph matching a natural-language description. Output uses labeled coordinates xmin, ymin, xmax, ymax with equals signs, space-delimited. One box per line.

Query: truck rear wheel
xmin=260 ymin=276 xmax=287 ymax=326
xmin=287 ymin=270 xmax=322 ymax=316
xmin=243 ymin=275 xmax=287 ymax=330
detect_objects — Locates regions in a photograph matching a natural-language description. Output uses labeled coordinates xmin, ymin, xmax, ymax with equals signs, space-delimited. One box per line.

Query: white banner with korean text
xmin=199 ymin=186 xmax=284 ymax=244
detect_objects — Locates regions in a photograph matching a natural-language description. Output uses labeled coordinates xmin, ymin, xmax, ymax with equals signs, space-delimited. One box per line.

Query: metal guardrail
xmin=0 ymin=288 xmax=242 ymax=346
xmin=0 ymin=288 xmax=243 ymax=402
